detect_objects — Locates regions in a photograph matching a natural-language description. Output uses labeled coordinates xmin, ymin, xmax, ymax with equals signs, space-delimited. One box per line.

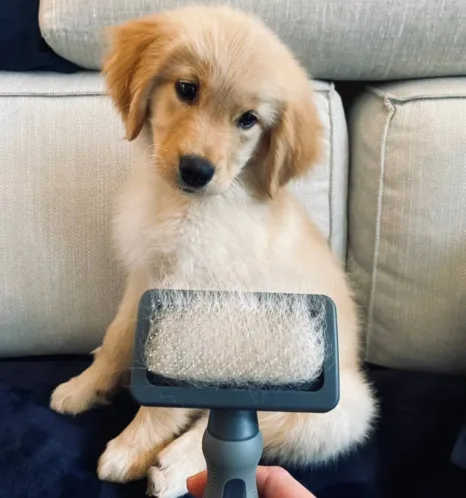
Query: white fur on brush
xmin=145 ymin=290 xmax=327 ymax=387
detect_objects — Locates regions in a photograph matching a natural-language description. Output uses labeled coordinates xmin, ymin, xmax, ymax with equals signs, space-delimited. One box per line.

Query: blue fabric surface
xmin=0 ymin=0 xmax=79 ymax=72
xmin=0 ymin=357 xmax=465 ymax=498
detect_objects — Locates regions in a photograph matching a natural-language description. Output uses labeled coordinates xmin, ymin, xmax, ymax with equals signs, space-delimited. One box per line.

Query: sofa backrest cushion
xmin=39 ymin=0 xmax=466 ymax=81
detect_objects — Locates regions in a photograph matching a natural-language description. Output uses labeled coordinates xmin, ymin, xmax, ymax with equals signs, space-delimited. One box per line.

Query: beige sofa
xmin=2 ymin=0 xmax=465 ymax=375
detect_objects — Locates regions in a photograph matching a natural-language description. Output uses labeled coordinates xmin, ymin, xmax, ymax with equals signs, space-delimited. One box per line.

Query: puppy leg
xmin=148 ymin=415 xmax=208 ymax=498
xmin=260 ymin=369 xmax=376 ymax=466
xmin=98 ymin=407 xmax=198 ymax=483
xmin=50 ymin=274 xmax=145 ymax=415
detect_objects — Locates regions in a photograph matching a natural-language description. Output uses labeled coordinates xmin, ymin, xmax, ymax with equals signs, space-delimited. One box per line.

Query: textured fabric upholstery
xmin=0 ymin=73 xmax=127 ymax=356
xmin=39 ymin=0 xmax=466 ymax=80
xmin=348 ymin=78 xmax=466 ymax=374
xmin=0 ymin=73 xmax=347 ymax=355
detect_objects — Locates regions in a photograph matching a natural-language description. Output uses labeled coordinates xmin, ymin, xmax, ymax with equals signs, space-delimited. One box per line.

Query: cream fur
xmin=145 ymin=290 xmax=327 ymax=387
xmin=50 ymin=5 xmax=376 ymax=497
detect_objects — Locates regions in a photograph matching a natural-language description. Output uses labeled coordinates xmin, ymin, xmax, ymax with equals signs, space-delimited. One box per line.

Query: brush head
xmin=145 ymin=289 xmax=327 ymax=388
xmin=131 ymin=289 xmax=339 ymax=412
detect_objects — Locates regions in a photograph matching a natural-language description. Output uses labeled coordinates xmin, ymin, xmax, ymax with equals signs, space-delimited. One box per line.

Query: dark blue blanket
xmin=0 ymin=0 xmax=79 ymax=72
xmin=0 ymin=357 xmax=465 ymax=498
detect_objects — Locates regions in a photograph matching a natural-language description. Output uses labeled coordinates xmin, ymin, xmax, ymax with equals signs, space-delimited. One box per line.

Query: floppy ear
xmin=266 ymin=92 xmax=321 ymax=197
xmin=103 ymin=16 xmax=175 ymax=141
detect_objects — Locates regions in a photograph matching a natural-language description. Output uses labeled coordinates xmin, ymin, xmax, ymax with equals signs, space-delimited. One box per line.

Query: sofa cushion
xmin=348 ymin=78 xmax=466 ymax=374
xmin=0 ymin=73 xmax=347 ymax=356
xmin=0 ymin=0 xmax=78 ymax=72
xmin=39 ymin=0 xmax=466 ymax=81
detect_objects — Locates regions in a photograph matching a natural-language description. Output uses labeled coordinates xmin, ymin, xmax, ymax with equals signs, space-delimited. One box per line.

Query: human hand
xmin=187 ymin=466 xmax=316 ymax=497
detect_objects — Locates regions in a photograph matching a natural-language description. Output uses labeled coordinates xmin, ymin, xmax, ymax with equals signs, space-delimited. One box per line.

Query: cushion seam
xmin=326 ymin=84 xmax=335 ymax=248
xmin=0 ymin=88 xmax=331 ymax=98
xmin=365 ymin=96 xmax=396 ymax=359
xmin=368 ymin=86 xmax=466 ymax=103
xmin=0 ymin=93 xmax=105 ymax=98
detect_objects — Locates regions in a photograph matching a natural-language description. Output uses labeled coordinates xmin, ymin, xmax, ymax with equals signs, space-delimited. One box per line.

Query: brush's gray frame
xmin=131 ymin=289 xmax=339 ymax=413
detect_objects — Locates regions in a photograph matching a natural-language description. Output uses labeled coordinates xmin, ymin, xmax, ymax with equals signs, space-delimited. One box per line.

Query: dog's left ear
xmin=103 ymin=15 xmax=177 ymax=141
xmin=266 ymin=90 xmax=321 ymax=197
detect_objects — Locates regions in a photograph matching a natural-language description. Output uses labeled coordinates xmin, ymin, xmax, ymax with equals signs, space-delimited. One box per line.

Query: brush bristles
xmin=144 ymin=290 xmax=327 ymax=389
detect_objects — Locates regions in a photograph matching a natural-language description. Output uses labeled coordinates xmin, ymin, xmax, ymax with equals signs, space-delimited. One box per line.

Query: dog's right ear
xmin=103 ymin=15 xmax=175 ymax=141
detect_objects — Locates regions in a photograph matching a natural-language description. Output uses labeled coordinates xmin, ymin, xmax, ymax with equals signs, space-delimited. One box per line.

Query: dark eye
xmin=237 ymin=111 xmax=257 ymax=130
xmin=175 ymin=81 xmax=198 ymax=103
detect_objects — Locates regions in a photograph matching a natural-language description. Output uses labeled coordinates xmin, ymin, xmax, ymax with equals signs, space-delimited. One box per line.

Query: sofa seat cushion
xmin=1 ymin=357 xmax=465 ymax=497
xmin=0 ymin=0 xmax=78 ymax=72
xmin=348 ymin=78 xmax=466 ymax=374
xmin=0 ymin=72 xmax=347 ymax=356
xmin=39 ymin=0 xmax=466 ymax=80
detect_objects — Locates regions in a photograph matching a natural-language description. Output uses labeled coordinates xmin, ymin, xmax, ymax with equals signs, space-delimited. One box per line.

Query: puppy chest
xmin=151 ymin=212 xmax=267 ymax=283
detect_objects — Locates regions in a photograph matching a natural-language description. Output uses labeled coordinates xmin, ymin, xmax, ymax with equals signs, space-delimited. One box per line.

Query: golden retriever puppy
xmin=50 ymin=5 xmax=376 ymax=497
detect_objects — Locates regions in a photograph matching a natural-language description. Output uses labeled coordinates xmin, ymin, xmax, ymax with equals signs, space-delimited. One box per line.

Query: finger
xmin=259 ymin=467 xmax=315 ymax=498
xmin=187 ymin=467 xmax=315 ymax=498
xmin=186 ymin=471 xmax=207 ymax=497
xmin=256 ymin=466 xmax=286 ymax=490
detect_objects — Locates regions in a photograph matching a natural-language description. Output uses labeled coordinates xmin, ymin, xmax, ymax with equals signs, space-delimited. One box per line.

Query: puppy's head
xmin=104 ymin=6 xmax=320 ymax=197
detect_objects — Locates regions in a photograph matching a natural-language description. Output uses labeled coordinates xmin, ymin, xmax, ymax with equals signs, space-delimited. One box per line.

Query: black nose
xmin=179 ymin=155 xmax=215 ymax=188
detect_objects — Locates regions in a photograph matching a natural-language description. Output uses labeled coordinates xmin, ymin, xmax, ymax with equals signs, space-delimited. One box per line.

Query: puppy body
xmin=51 ymin=6 xmax=375 ymax=497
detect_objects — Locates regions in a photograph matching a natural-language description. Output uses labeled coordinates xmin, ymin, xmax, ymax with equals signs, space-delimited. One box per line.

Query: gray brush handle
xmin=202 ymin=410 xmax=263 ymax=498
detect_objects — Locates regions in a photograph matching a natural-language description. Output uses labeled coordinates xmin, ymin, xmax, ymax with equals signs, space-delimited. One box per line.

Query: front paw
xmin=147 ymin=433 xmax=206 ymax=498
xmin=148 ymin=464 xmax=188 ymax=498
xmin=50 ymin=376 xmax=108 ymax=415
xmin=98 ymin=437 xmax=162 ymax=483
